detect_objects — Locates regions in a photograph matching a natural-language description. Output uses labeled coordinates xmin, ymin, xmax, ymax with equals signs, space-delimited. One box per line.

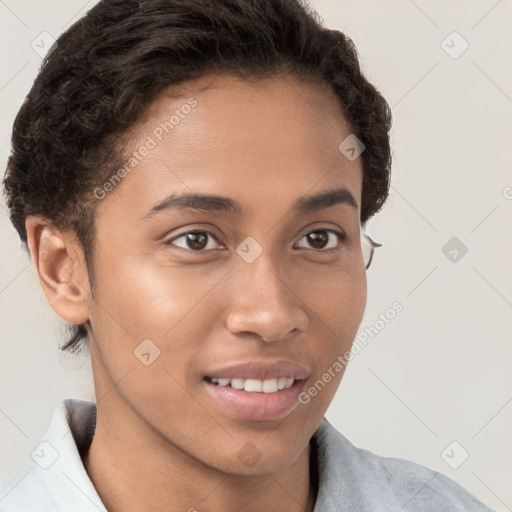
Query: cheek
xmin=307 ymin=267 xmax=367 ymax=343
xmin=87 ymin=251 xmax=232 ymax=389
xmin=297 ymin=283 xmax=366 ymax=422
xmin=304 ymin=270 xmax=367 ymax=392
xmin=336 ymin=279 xmax=367 ymax=341
xmin=86 ymin=255 xmax=220 ymax=422
xmin=90 ymin=253 xmax=217 ymax=340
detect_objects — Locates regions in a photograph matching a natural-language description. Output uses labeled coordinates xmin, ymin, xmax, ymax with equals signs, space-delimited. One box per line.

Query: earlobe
xmin=25 ymin=216 xmax=91 ymax=325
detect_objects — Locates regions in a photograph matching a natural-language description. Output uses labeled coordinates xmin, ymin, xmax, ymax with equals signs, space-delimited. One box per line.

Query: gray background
xmin=1 ymin=1 xmax=510 ymax=510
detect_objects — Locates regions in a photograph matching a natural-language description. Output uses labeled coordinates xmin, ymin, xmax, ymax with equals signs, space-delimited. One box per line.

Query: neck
xmin=82 ymin=396 xmax=317 ymax=512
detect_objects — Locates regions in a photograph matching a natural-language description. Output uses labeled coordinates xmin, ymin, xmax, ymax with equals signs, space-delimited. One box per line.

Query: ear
xmin=25 ymin=216 xmax=91 ymax=325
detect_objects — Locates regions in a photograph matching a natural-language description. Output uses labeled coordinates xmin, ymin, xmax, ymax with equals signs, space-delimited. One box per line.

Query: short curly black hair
xmin=3 ymin=0 xmax=392 ymax=355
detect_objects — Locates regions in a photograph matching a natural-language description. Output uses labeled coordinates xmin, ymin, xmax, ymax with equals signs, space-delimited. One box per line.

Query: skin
xmin=26 ymin=73 xmax=367 ymax=512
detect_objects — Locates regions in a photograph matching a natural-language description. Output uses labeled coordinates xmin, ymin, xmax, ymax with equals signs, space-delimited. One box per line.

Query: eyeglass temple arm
xmin=360 ymin=222 xmax=382 ymax=248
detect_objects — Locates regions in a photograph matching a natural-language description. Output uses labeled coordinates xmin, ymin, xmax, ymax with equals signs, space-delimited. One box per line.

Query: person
xmin=0 ymin=0 xmax=496 ymax=511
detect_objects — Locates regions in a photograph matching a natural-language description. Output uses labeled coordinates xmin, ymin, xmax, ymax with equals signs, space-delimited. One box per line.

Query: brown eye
xmin=167 ymin=230 xmax=223 ymax=252
xmin=294 ymin=229 xmax=345 ymax=251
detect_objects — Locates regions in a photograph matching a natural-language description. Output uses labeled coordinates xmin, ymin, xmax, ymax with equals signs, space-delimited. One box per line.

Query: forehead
xmin=95 ymin=73 xmax=363 ymax=225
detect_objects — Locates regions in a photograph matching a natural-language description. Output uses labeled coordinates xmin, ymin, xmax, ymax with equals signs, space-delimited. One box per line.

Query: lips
xmin=203 ymin=360 xmax=311 ymax=421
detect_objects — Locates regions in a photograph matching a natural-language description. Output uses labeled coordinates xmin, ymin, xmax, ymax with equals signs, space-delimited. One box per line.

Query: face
xmin=84 ymin=73 xmax=367 ymax=475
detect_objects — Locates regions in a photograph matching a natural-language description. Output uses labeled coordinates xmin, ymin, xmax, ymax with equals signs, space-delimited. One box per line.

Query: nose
xmin=224 ymin=254 xmax=309 ymax=343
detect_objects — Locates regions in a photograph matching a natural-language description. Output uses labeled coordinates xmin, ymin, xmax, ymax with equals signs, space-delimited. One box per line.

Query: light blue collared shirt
xmin=0 ymin=398 xmax=495 ymax=511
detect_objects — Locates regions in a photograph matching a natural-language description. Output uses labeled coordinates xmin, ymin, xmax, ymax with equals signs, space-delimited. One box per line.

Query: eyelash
xmin=165 ymin=228 xmax=346 ymax=254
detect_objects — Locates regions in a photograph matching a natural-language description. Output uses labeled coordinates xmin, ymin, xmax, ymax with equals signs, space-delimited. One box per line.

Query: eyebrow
xmin=142 ymin=186 xmax=358 ymax=219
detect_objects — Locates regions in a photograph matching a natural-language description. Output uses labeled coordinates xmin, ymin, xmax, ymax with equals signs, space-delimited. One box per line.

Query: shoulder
xmin=313 ymin=418 xmax=496 ymax=511
xmin=0 ymin=464 xmax=57 ymax=512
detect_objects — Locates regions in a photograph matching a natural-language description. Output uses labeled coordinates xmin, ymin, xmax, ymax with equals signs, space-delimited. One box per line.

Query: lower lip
xmin=204 ymin=379 xmax=306 ymax=421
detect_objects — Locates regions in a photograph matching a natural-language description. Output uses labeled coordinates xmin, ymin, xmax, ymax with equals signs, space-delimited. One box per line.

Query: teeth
xmin=262 ymin=379 xmax=278 ymax=393
xmin=231 ymin=378 xmax=245 ymax=390
xmin=210 ymin=377 xmax=296 ymax=392
xmin=244 ymin=379 xmax=262 ymax=392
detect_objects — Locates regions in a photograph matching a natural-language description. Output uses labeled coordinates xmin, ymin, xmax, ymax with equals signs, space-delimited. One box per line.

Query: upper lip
xmin=205 ymin=360 xmax=310 ymax=381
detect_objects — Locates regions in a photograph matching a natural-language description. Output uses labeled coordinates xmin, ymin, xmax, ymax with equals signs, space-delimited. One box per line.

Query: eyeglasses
xmin=361 ymin=223 xmax=382 ymax=270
